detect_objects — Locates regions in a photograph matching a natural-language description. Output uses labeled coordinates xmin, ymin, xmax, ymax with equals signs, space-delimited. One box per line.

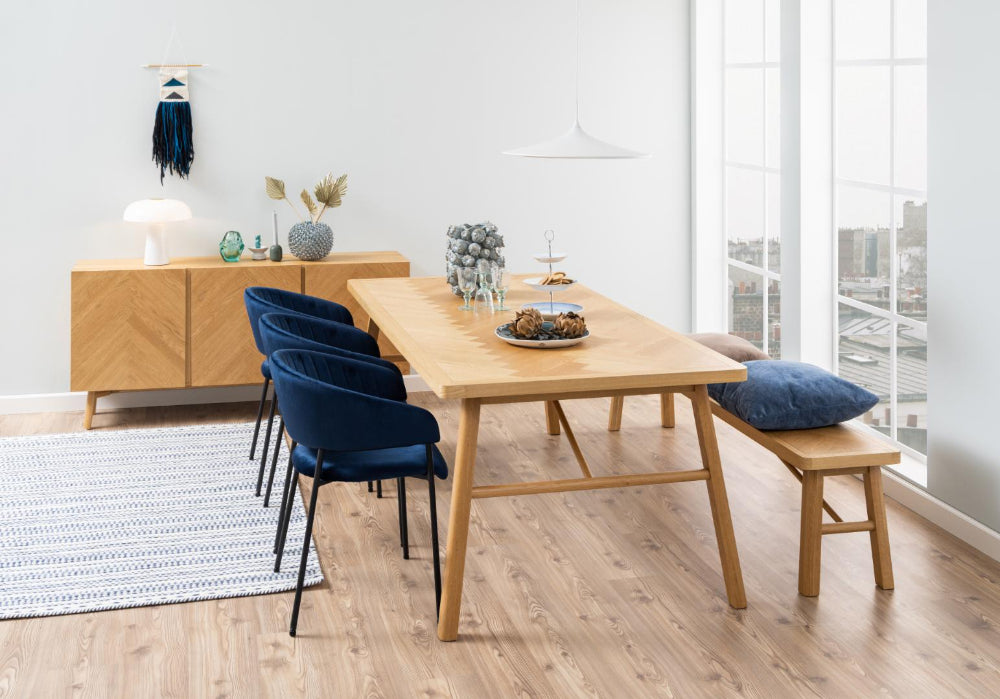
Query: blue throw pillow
xmin=708 ymin=360 xmax=879 ymax=431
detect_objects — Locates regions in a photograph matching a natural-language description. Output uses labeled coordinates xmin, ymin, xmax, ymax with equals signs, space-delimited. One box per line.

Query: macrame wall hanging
xmin=143 ymin=26 xmax=204 ymax=184
xmin=152 ymin=67 xmax=194 ymax=183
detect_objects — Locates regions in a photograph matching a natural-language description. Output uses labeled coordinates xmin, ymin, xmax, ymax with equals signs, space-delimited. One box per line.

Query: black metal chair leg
xmin=249 ymin=378 xmax=269 ymax=460
xmin=256 ymin=395 xmax=278 ymax=496
xmin=275 ymin=470 xmax=298 ymax=572
xmin=263 ymin=418 xmax=284 ymax=507
xmin=376 ymin=480 xmax=382 ymax=498
xmin=274 ymin=443 xmax=296 ymax=555
xmin=427 ymin=445 xmax=442 ymax=618
xmin=368 ymin=481 xmax=373 ymax=493
xmin=398 ymin=477 xmax=409 ymax=560
xmin=289 ymin=451 xmax=324 ymax=637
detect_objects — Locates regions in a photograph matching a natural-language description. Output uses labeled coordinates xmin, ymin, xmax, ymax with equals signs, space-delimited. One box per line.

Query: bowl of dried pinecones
xmin=495 ymin=308 xmax=589 ymax=348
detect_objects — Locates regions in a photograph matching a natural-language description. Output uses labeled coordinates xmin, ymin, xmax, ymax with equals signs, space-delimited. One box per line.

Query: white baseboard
xmin=882 ymin=469 xmax=1000 ymax=563
xmin=0 ymin=374 xmax=431 ymax=415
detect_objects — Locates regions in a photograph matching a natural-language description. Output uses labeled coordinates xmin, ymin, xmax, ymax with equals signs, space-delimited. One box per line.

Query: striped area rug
xmin=0 ymin=422 xmax=323 ymax=619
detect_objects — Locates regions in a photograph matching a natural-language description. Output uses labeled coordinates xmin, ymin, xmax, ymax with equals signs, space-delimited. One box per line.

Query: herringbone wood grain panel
xmin=189 ymin=266 xmax=301 ymax=387
xmin=71 ymin=270 xmax=186 ymax=391
xmin=303 ymin=259 xmax=410 ymax=368
xmin=349 ymin=275 xmax=747 ymax=400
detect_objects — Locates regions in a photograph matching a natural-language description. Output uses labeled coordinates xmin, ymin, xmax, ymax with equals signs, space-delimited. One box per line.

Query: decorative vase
xmin=219 ymin=231 xmax=245 ymax=262
xmin=288 ymin=221 xmax=333 ymax=261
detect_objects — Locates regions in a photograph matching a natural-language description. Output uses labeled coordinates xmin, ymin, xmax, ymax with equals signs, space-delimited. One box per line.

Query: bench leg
xmin=608 ymin=396 xmax=625 ymax=431
xmin=660 ymin=392 xmax=675 ymax=428
xmin=864 ymin=466 xmax=895 ymax=590
xmin=544 ymin=401 xmax=561 ymax=435
xmin=799 ymin=471 xmax=824 ymax=596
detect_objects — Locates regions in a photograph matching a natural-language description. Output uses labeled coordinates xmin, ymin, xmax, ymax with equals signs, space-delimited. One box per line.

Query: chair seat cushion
xmin=261 ymin=359 xmax=271 ymax=380
xmin=291 ymin=443 xmax=448 ymax=482
xmin=709 ymin=360 xmax=879 ymax=430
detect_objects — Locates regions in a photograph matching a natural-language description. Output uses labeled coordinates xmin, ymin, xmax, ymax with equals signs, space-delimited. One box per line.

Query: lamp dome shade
xmin=502 ymin=121 xmax=650 ymax=159
xmin=123 ymin=198 xmax=192 ymax=223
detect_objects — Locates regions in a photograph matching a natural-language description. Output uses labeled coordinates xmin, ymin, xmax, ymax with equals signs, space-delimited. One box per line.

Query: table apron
xmin=477 ymin=385 xmax=697 ymax=405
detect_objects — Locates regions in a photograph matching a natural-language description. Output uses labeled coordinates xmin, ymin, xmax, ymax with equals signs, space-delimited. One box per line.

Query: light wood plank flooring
xmin=2 ymin=394 xmax=1000 ymax=697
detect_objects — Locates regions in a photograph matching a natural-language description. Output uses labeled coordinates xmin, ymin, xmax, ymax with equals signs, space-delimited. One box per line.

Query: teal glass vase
xmin=219 ymin=231 xmax=245 ymax=262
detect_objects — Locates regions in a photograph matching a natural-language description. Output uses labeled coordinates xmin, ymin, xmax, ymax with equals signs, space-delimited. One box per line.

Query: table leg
xmin=608 ymin=396 xmax=625 ymax=431
xmin=660 ymin=392 xmax=675 ymax=428
xmin=690 ymin=385 xmax=747 ymax=609
xmin=437 ymin=398 xmax=482 ymax=641
xmin=544 ymin=401 xmax=561 ymax=435
xmin=366 ymin=317 xmax=380 ymax=341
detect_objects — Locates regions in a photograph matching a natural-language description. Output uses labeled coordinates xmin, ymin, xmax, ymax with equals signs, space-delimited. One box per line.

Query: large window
xmin=833 ymin=0 xmax=927 ymax=469
xmin=724 ymin=0 xmax=781 ymax=357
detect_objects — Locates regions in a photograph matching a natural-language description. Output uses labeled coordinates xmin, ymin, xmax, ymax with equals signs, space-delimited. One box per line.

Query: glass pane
xmin=765 ymin=0 xmax=780 ymax=62
xmin=765 ymin=67 xmax=781 ymax=168
xmin=835 ymin=0 xmax=890 ymax=60
xmin=837 ymin=66 xmax=891 ymax=185
xmin=837 ymin=185 xmax=891 ymax=305
xmin=725 ymin=0 xmax=764 ymax=64
xmin=894 ymin=65 xmax=927 ymax=191
xmin=766 ymin=172 xmax=780 ymax=272
xmin=896 ymin=195 xmax=927 ymax=321
xmin=895 ymin=0 xmax=927 ymax=59
xmin=838 ymin=304 xmax=891 ymax=432
xmin=768 ymin=278 xmax=781 ymax=358
xmin=729 ymin=266 xmax=765 ymax=351
xmin=726 ymin=68 xmax=764 ymax=165
xmin=896 ymin=322 xmax=927 ymax=454
xmin=727 ymin=167 xmax=765 ymax=264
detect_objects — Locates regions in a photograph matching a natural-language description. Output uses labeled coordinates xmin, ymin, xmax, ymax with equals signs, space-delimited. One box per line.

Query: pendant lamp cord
xmin=575 ymin=0 xmax=581 ymax=125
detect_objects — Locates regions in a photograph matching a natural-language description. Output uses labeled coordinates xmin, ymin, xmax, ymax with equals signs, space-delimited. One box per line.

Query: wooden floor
xmin=2 ymin=395 xmax=1000 ymax=698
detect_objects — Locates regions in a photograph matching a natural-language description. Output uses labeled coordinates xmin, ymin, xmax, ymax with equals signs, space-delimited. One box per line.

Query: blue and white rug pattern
xmin=0 ymin=422 xmax=323 ymax=619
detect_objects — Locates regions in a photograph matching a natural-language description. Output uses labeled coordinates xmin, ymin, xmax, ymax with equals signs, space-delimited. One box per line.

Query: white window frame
xmin=831 ymin=0 xmax=928 ymax=467
xmin=722 ymin=0 xmax=781 ymax=356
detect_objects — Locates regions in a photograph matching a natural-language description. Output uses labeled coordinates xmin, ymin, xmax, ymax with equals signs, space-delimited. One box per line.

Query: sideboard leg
xmin=83 ymin=391 xmax=110 ymax=429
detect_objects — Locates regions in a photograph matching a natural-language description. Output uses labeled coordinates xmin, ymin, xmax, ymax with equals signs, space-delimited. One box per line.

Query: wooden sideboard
xmin=71 ymin=251 xmax=409 ymax=428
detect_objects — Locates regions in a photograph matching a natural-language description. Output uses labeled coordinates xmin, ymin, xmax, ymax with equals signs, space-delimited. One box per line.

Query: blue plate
xmin=521 ymin=301 xmax=584 ymax=320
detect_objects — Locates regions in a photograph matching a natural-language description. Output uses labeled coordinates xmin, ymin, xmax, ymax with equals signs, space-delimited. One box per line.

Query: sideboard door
xmin=303 ymin=258 xmax=410 ymax=368
xmin=189 ymin=266 xmax=301 ymax=387
xmin=71 ymin=269 xmax=187 ymax=391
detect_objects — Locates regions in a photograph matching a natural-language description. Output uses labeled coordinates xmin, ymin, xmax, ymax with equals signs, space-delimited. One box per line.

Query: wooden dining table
xmin=348 ymin=275 xmax=749 ymax=641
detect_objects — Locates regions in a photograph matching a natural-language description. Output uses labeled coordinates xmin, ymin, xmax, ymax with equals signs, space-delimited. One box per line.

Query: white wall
xmin=926 ymin=0 xmax=1000 ymax=532
xmin=0 ymin=0 xmax=690 ymax=398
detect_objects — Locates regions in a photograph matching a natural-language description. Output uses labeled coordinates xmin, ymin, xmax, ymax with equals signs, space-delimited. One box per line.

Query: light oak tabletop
xmin=348 ymin=275 xmax=746 ymax=400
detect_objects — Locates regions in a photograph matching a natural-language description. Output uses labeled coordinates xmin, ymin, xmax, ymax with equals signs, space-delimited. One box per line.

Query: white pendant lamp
xmin=503 ymin=0 xmax=649 ymax=159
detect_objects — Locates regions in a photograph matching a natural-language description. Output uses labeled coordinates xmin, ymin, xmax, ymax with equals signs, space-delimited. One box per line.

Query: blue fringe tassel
xmin=152 ymin=101 xmax=194 ymax=184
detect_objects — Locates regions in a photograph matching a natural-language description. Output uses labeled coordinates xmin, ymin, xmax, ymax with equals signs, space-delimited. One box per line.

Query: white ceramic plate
xmin=533 ymin=253 xmax=568 ymax=264
xmin=495 ymin=323 xmax=589 ymax=349
xmin=521 ymin=301 xmax=584 ymax=320
xmin=523 ymin=277 xmax=577 ymax=293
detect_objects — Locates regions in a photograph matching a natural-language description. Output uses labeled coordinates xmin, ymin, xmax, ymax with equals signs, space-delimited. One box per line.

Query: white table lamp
xmin=123 ymin=198 xmax=192 ymax=266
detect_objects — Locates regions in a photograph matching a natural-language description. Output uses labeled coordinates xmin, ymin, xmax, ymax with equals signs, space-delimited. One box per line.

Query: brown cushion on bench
xmin=689 ymin=333 xmax=770 ymax=362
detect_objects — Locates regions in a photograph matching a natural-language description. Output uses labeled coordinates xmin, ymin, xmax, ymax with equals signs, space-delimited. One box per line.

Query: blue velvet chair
xmin=269 ymin=348 xmax=448 ymax=637
xmin=243 ymin=287 xmax=356 ymax=497
xmin=259 ymin=311 xmax=399 ymax=532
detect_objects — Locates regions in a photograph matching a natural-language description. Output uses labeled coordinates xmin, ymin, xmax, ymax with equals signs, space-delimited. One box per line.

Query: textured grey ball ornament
xmin=445 ymin=221 xmax=505 ymax=295
xmin=288 ymin=221 xmax=333 ymax=261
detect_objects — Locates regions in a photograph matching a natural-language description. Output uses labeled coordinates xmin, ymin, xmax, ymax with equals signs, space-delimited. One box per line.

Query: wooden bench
xmin=608 ymin=392 xmax=899 ymax=596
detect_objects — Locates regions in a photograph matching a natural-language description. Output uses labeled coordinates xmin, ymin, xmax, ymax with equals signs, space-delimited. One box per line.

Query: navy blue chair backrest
xmin=271 ymin=349 xmax=439 ymax=454
xmin=260 ymin=313 xmax=403 ymax=399
xmin=244 ymin=287 xmax=354 ymax=354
